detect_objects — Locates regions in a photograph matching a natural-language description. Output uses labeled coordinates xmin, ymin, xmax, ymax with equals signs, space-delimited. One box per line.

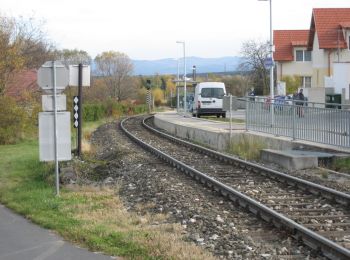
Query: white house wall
xmin=280 ymin=61 xmax=312 ymax=76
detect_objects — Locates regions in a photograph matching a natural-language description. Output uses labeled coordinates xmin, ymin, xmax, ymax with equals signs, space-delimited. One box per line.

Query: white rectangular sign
xmin=42 ymin=95 xmax=66 ymax=111
xmin=39 ymin=112 xmax=71 ymax=161
xmin=69 ymin=65 xmax=91 ymax=87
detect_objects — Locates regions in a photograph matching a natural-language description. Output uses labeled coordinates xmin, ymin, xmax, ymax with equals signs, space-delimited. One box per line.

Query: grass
xmin=0 ymin=119 xmax=215 ymax=259
xmin=332 ymin=157 xmax=350 ymax=173
xmin=71 ymin=117 xmax=114 ymax=153
xmin=226 ymin=134 xmax=267 ymax=161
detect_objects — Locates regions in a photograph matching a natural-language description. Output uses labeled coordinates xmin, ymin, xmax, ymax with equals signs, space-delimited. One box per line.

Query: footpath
xmin=0 ymin=204 xmax=113 ymax=260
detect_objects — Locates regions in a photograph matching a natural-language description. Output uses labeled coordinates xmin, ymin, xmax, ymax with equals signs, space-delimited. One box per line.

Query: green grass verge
xmin=226 ymin=135 xmax=267 ymax=161
xmin=0 ymin=118 xmax=214 ymax=259
xmin=332 ymin=157 xmax=350 ymax=173
xmin=0 ymin=140 xmax=148 ymax=258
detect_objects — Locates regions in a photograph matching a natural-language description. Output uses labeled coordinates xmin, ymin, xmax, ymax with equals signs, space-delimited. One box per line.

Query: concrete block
xmin=261 ymin=149 xmax=318 ymax=171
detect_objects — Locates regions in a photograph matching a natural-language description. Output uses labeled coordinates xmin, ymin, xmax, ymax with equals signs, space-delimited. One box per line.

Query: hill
xmin=132 ymin=56 xmax=241 ymax=75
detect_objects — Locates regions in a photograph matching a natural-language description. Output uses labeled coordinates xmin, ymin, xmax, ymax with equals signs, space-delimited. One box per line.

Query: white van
xmin=192 ymin=82 xmax=226 ymax=118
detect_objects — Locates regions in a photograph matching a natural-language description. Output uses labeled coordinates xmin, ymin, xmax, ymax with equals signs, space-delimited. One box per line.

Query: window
xmin=300 ymin=76 xmax=312 ymax=88
xmin=349 ymin=36 xmax=350 ymax=50
xmin=304 ymin=51 xmax=312 ymax=61
xmin=201 ymin=88 xmax=225 ymax=99
xmin=295 ymin=50 xmax=312 ymax=62
xmin=296 ymin=50 xmax=304 ymax=61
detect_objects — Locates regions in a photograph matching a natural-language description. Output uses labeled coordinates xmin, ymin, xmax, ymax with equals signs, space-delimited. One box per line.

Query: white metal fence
xmin=244 ymin=97 xmax=350 ymax=148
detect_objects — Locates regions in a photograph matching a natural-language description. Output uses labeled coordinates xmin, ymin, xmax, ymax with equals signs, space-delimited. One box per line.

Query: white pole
xmin=229 ymin=95 xmax=232 ymax=140
xmin=52 ymin=61 xmax=59 ymax=196
xmin=183 ymin=42 xmax=187 ymax=116
xmin=269 ymin=0 xmax=275 ymax=126
xmin=177 ymin=59 xmax=180 ymax=113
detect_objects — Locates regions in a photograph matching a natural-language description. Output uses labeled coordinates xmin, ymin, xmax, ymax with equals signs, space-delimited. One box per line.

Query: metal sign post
xmin=68 ymin=64 xmax=91 ymax=157
xmin=264 ymin=57 xmax=275 ymax=127
xmin=38 ymin=60 xmax=70 ymax=197
xmin=229 ymin=95 xmax=232 ymax=140
xmin=52 ymin=61 xmax=60 ymax=196
xmin=146 ymin=79 xmax=151 ymax=114
xmin=78 ymin=64 xmax=83 ymax=156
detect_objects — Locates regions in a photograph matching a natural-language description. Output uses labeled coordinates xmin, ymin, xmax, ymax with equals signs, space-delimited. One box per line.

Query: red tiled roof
xmin=274 ymin=30 xmax=310 ymax=61
xmin=291 ymin=41 xmax=308 ymax=46
xmin=308 ymin=8 xmax=350 ymax=49
xmin=340 ymin=22 xmax=350 ymax=29
xmin=5 ymin=69 xmax=39 ymax=100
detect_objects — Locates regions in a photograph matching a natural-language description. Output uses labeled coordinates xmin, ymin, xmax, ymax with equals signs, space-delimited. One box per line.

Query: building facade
xmin=274 ymin=8 xmax=350 ymax=103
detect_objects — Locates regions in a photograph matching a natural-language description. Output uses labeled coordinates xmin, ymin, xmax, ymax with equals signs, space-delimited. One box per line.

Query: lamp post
xmin=259 ymin=0 xmax=274 ymax=125
xmin=177 ymin=58 xmax=180 ymax=113
xmin=176 ymin=41 xmax=186 ymax=115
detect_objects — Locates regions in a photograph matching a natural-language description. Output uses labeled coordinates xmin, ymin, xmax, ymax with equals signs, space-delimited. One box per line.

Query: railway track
xmin=120 ymin=115 xmax=350 ymax=260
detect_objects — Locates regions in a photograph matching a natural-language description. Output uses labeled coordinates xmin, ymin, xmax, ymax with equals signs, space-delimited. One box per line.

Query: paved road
xmin=0 ymin=204 xmax=114 ymax=260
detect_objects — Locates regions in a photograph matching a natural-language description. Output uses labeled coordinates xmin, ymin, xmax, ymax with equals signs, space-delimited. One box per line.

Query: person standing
xmin=296 ymin=89 xmax=305 ymax=117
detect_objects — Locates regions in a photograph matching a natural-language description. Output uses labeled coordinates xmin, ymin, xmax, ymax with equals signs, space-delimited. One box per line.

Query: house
xmin=274 ymin=30 xmax=312 ymax=88
xmin=5 ymin=69 xmax=39 ymax=102
xmin=274 ymin=8 xmax=350 ymax=103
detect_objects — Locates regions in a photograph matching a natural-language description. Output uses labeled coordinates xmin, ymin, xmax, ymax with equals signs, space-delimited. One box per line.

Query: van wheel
xmin=216 ymin=114 xmax=220 ymax=118
xmin=197 ymin=113 xmax=201 ymax=118
xmin=222 ymin=113 xmax=226 ymax=118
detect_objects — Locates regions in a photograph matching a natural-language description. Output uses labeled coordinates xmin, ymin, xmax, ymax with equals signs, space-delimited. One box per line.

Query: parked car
xmin=192 ymin=82 xmax=226 ymax=118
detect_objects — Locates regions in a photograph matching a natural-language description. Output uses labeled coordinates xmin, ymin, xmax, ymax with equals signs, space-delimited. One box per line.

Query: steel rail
xmin=143 ymin=116 xmax=350 ymax=207
xmin=120 ymin=116 xmax=350 ymax=260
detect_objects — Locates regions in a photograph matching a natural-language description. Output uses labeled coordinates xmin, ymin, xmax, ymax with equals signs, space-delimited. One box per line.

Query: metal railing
xmin=244 ymin=97 xmax=350 ymax=148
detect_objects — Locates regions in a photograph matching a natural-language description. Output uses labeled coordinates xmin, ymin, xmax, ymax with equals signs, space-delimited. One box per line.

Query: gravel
xmin=81 ymin=120 xmax=323 ymax=259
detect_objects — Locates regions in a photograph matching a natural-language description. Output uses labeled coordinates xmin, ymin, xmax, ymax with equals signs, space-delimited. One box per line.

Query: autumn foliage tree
xmin=0 ymin=15 xmax=54 ymax=95
xmin=94 ymin=51 xmax=134 ymax=101
xmin=55 ymin=49 xmax=91 ymax=66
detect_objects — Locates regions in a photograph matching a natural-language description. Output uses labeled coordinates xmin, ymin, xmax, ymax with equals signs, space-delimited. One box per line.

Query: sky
xmin=1 ymin=0 xmax=349 ymax=60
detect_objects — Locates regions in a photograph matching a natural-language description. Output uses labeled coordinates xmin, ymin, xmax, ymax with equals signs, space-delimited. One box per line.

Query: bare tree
xmin=0 ymin=15 xmax=54 ymax=95
xmin=55 ymin=48 xmax=91 ymax=66
xmin=94 ymin=51 xmax=133 ymax=101
xmin=239 ymin=40 xmax=269 ymax=95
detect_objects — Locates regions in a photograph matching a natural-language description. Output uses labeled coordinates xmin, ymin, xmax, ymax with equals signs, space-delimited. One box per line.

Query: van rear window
xmin=201 ymin=88 xmax=224 ymax=99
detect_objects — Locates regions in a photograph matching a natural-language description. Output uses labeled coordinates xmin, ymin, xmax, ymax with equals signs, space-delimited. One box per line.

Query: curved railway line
xmin=120 ymin=115 xmax=350 ymax=260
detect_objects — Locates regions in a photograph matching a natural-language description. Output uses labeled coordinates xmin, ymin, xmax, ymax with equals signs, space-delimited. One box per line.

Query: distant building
xmin=5 ymin=69 xmax=39 ymax=102
xmin=274 ymin=8 xmax=350 ymax=103
xmin=274 ymin=30 xmax=311 ymax=87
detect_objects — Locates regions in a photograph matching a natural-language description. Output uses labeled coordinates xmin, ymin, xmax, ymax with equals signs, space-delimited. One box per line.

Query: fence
xmin=244 ymin=97 xmax=350 ymax=148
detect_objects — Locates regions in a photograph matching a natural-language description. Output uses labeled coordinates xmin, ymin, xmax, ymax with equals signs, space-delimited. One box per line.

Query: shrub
xmin=82 ymin=101 xmax=147 ymax=122
xmin=0 ymin=96 xmax=27 ymax=144
xmin=227 ymin=134 xmax=267 ymax=161
xmin=83 ymin=103 xmax=107 ymax=122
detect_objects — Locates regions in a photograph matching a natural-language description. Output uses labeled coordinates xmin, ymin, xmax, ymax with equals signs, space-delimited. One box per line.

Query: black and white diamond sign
xmin=73 ymin=96 xmax=79 ymax=128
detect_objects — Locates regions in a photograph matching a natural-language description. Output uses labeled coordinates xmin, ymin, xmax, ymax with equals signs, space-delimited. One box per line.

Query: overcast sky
xmin=2 ymin=0 xmax=349 ymax=60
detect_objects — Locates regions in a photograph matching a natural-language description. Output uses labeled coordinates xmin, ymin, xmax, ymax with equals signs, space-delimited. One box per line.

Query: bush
xmin=227 ymin=134 xmax=267 ymax=161
xmin=82 ymin=101 xmax=147 ymax=122
xmin=83 ymin=103 xmax=107 ymax=122
xmin=0 ymin=96 xmax=27 ymax=144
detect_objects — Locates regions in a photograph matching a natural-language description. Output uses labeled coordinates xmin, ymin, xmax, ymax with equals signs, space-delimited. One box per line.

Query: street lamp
xmin=176 ymin=41 xmax=187 ymax=114
xmin=259 ymin=0 xmax=274 ymax=125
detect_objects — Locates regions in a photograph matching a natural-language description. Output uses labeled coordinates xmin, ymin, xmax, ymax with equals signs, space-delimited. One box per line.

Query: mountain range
xmin=132 ymin=56 xmax=241 ymax=75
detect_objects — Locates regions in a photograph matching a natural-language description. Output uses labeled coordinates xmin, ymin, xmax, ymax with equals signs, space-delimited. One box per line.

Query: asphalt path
xmin=0 ymin=204 xmax=114 ymax=260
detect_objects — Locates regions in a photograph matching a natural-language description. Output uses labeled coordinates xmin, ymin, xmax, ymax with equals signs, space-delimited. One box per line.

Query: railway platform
xmin=154 ymin=111 xmax=350 ymax=171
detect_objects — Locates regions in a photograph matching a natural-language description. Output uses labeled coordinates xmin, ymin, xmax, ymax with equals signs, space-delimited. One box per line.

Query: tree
xmin=222 ymin=75 xmax=250 ymax=97
xmin=55 ymin=49 xmax=91 ymax=66
xmin=0 ymin=15 xmax=54 ymax=95
xmin=94 ymin=51 xmax=133 ymax=101
xmin=281 ymin=75 xmax=301 ymax=95
xmin=239 ymin=40 xmax=270 ymax=95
